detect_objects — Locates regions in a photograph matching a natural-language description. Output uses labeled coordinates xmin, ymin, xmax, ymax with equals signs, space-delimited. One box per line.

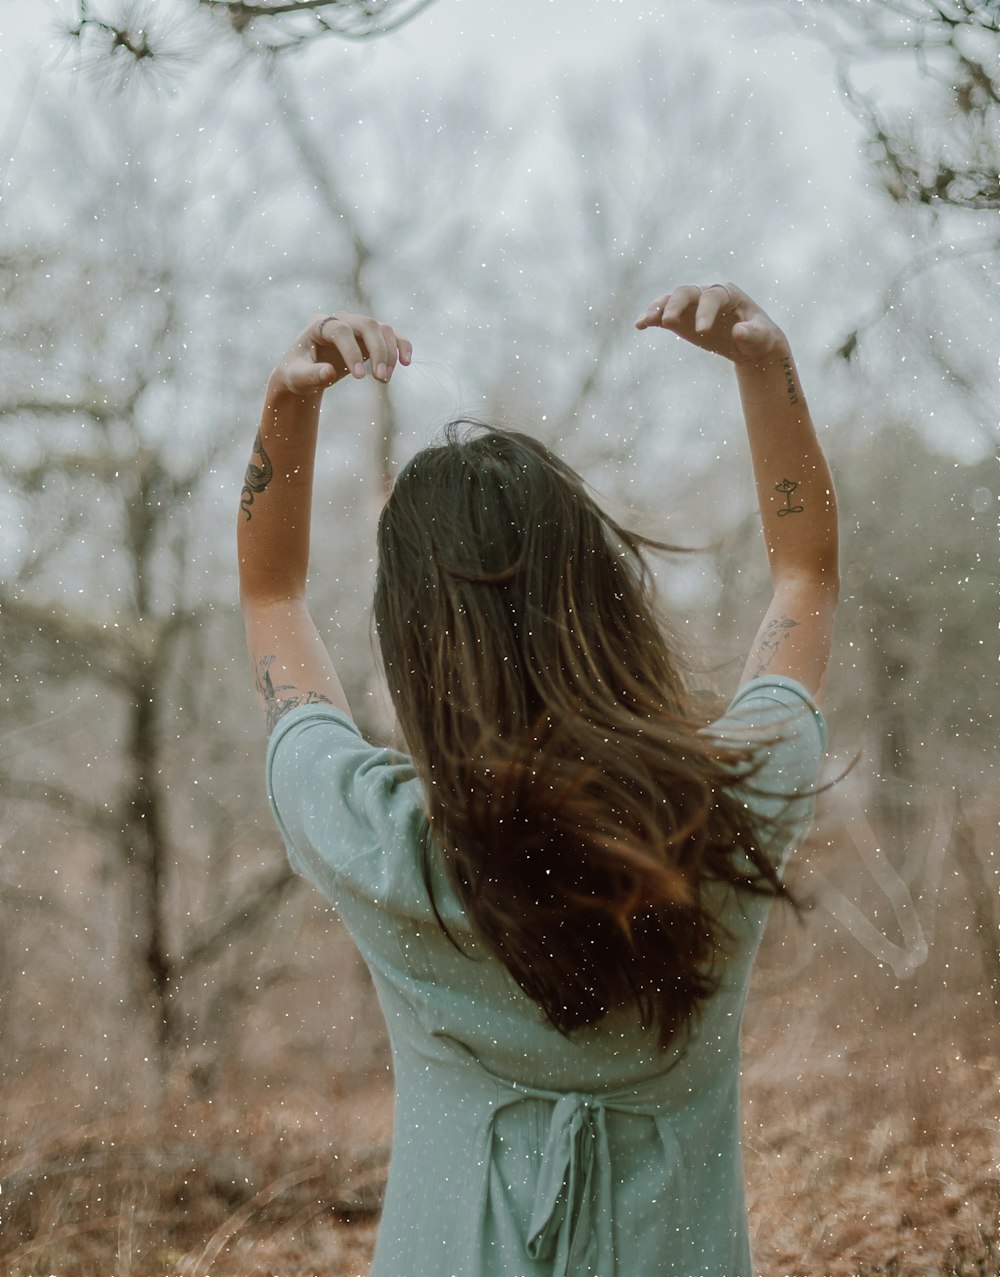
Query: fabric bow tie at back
xmin=441 ymin=1037 xmax=690 ymax=1277
xmin=525 ymin=1092 xmax=611 ymax=1274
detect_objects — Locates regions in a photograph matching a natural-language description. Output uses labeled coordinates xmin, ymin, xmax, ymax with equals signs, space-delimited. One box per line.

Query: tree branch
xmin=951 ymin=800 xmax=1000 ymax=1011
xmin=0 ymin=400 xmax=117 ymax=426
xmin=0 ymin=775 xmax=118 ymax=837
xmin=719 ymin=0 xmax=999 ymax=209
xmin=201 ymin=0 xmax=440 ymax=39
xmin=178 ymin=862 xmax=299 ymax=972
xmin=0 ymin=593 xmax=208 ymax=682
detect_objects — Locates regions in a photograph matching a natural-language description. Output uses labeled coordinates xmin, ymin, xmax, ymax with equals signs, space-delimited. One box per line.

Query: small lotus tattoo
xmin=775 ymin=478 xmax=804 ymax=517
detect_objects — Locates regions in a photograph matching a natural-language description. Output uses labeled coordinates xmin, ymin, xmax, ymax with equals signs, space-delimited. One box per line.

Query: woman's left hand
xmin=635 ymin=283 xmax=786 ymax=366
xmin=272 ymin=312 xmax=413 ymax=395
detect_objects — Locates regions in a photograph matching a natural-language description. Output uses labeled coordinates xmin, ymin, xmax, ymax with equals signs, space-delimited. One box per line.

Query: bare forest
xmin=1 ymin=2 xmax=998 ymax=1274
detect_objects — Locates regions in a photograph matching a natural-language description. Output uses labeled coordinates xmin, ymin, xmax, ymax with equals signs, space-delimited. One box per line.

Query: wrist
xmin=265 ymin=369 xmax=325 ymax=406
xmin=733 ymin=331 xmax=792 ymax=371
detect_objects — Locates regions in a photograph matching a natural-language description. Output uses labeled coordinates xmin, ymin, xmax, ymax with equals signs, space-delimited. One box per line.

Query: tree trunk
xmin=951 ymin=802 xmax=1000 ymax=1016
xmin=121 ymin=666 xmax=179 ymax=1080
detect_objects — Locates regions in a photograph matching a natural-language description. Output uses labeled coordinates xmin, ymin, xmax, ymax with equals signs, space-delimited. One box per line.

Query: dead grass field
xmin=2 ymin=817 xmax=998 ymax=1277
xmin=3 ymin=1013 xmax=995 ymax=1276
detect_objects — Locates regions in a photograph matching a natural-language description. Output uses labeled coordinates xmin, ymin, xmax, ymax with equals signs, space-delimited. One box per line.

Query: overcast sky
xmin=0 ymin=0 xmax=892 ymax=360
xmin=1 ymin=0 xmax=876 ymax=223
xmin=3 ymin=0 xmax=992 ymax=468
xmin=378 ymin=0 xmax=872 ymax=193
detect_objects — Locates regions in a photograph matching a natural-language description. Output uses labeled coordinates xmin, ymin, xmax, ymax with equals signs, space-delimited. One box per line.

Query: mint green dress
xmin=267 ymin=675 xmax=825 ymax=1277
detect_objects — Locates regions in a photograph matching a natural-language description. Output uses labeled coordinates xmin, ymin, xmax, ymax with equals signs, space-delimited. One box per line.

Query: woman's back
xmin=267 ymin=675 xmax=825 ymax=1277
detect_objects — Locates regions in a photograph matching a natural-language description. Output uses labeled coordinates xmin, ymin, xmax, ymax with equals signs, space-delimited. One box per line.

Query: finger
xmin=315 ymin=315 xmax=366 ymax=379
xmin=380 ymin=323 xmax=399 ymax=379
xmin=358 ymin=317 xmax=391 ymax=382
xmin=285 ymin=357 xmax=336 ymax=392
xmin=396 ymin=331 xmax=414 ymax=365
xmin=694 ymin=284 xmax=732 ymax=335
xmin=635 ymin=292 xmax=670 ymax=329
xmin=659 ymin=285 xmax=702 ymax=327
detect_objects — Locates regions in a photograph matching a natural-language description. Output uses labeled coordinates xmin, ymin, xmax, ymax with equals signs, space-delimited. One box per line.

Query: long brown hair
xmin=374 ymin=421 xmax=790 ymax=1050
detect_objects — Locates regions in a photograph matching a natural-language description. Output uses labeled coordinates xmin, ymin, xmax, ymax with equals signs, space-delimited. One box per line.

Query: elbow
xmin=818 ymin=554 xmax=841 ymax=602
xmin=774 ymin=556 xmax=841 ymax=604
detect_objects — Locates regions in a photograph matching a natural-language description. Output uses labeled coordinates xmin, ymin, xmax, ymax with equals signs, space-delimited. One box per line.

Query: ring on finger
xmin=317 ymin=315 xmax=340 ymax=342
xmin=707 ymin=283 xmax=733 ymax=304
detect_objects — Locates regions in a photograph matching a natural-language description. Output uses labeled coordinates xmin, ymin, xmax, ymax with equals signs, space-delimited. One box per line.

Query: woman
xmin=238 ymin=282 xmax=839 ymax=1277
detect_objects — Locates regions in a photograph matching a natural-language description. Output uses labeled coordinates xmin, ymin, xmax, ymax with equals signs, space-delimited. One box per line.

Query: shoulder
xmin=267 ymin=700 xmax=367 ymax=768
xmin=704 ymin=675 xmax=827 ymax=871
xmin=708 ymin=674 xmax=826 ymax=756
xmin=266 ymin=704 xmax=429 ymax=901
xmin=267 ymin=702 xmax=373 ymax=814
xmin=266 ymin=703 xmax=421 ymax=829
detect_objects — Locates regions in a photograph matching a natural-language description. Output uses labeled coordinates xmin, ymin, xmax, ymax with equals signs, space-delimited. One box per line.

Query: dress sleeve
xmin=265 ymin=704 xmax=430 ymax=906
xmin=703 ymin=675 xmax=827 ymax=873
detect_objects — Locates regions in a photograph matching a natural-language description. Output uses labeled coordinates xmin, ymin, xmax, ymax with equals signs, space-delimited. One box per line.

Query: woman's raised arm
xmin=636 ymin=283 xmax=839 ymax=701
xmin=237 ymin=311 xmax=412 ymax=733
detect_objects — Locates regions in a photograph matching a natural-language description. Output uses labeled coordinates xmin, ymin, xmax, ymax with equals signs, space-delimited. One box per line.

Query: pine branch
xmin=61 ymin=0 xmax=442 ymax=84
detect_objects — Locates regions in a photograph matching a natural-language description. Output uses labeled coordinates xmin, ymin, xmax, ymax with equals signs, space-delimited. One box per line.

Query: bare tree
xmin=0 ymin=51 xmax=521 ymax=1090
xmin=695 ymin=0 xmax=999 ymax=417
xmin=460 ymin=36 xmax=816 ymax=525
xmin=715 ymin=0 xmax=999 ymax=362
xmin=0 ymin=99 xmax=313 ymax=1090
xmin=263 ymin=58 xmax=516 ymax=504
xmin=721 ymin=0 xmax=1000 ymax=212
xmin=812 ymin=0 xmax=998 ymax=213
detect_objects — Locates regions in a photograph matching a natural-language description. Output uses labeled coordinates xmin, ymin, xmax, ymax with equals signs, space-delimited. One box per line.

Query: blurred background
xmin=0 ymin=1 xmax=997 ymax=1273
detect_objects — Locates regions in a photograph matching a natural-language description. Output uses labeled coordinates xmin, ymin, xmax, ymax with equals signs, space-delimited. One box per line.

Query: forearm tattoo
xmin=781 ymin=356 xmax=800 ymax=406
xmin=241 ymin=430 xmax=273 ymax=522
xmin=775 ymin=477 xmax=804 ymax=516
xmin=751 ymin=615 xmax=801 ymax=679
xmin=255 ymin=653 xmax=335 ymax=736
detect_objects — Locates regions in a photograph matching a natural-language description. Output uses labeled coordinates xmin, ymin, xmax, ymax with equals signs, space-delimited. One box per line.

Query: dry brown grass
xmin=3 ymin=1026 xmax=995 ymax=1276
xmin=0 ymin=1074 xmax=391 ymax=1277
xmin=739 ymin=842 xmax=1000 ymax=1277
xmin=744 ymin=1044 xmax=999 ymax=1276
xmin=3 ymin=814 xmax=998 ymax=1276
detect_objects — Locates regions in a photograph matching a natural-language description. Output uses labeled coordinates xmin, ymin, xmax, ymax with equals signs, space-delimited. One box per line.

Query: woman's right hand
xmin=635 ymin=283 xmax=788 ymax=365
xmin=271 ymin=312 xmax=413 ymax=396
